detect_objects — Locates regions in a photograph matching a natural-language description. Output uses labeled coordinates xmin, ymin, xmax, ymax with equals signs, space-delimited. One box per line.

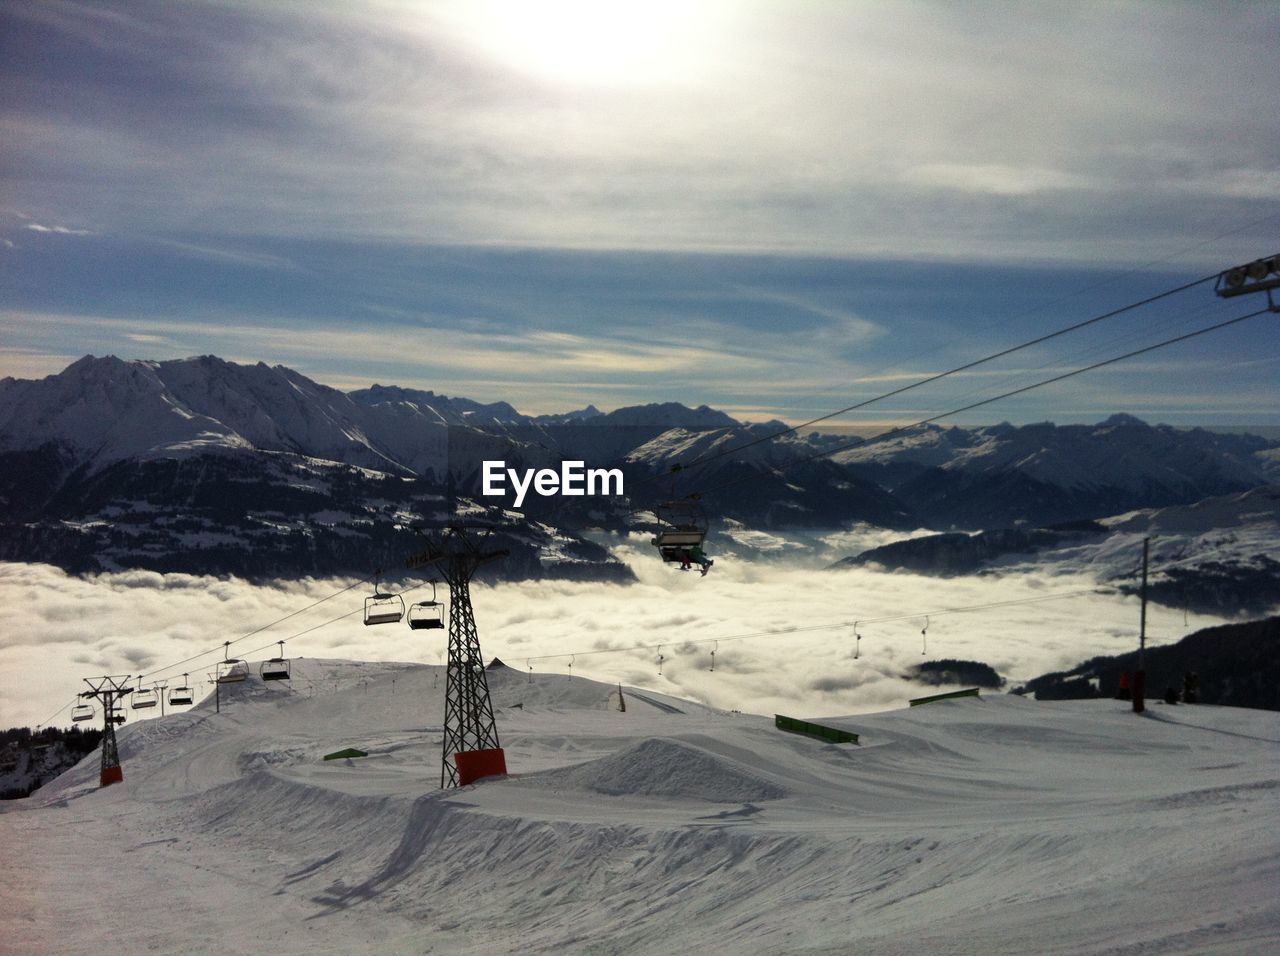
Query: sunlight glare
xmin=462 ymin=0 xmax=718 ymax=87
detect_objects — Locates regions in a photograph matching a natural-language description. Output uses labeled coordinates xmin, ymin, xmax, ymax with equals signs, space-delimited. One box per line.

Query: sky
xmin=2 ymin=1 xmax=1279 ymax=426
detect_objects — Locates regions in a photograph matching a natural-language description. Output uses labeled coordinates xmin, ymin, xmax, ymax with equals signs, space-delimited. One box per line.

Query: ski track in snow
xmin=2 ymin=658 xmax=1278 ymax=955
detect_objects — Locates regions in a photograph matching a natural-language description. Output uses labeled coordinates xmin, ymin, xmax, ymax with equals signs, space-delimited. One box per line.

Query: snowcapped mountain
xmin=7 ymin=659 xmax=1279 ymax=953
xmin=836 ymin=413 xmax=1278 ymax=484
xmin=836 ymin=485 xmax=1280 ymax=615
xmin=0 ymin=355 xmax=407 ymax=474
xmin=531 ymin=404 xmax=603 ymax=425
xmin=2 ymin=354 xmax=1278 ymax=580
xmin=0 ymin=357 xmax=764 ymax=481
xmin=0 ymin=357 xmax=643 ymax=581
xmin=836 ymin=414 xmax=1279 ymax=528
xmin=594 ymin=401 xmax=738 ymax=430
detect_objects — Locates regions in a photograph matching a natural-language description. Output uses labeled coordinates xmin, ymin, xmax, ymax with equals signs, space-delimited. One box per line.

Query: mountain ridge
xmin=2 ymin=354 xmax=1277 ymax=582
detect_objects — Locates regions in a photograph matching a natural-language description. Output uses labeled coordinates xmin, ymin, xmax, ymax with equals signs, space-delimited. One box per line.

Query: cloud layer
xmin=0 ymin=542 xmax=1223 ymax=730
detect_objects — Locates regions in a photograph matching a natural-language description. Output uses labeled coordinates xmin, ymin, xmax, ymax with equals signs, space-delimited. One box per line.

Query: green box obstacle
xmin=775 ymin=714 xmax=859 ymax=745
xmin=909 ymin=687 xmax=981 ymax=707
xmin=323 ymin=747 xmax=369 ymax=760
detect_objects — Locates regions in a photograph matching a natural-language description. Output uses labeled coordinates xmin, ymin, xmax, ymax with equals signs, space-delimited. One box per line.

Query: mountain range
xmin=1 ymin=355 xmax=1277 ymax=586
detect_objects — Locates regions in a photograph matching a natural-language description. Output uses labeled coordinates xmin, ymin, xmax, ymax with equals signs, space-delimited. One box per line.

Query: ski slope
xmin=3 ymin=658 xmax=1278 ymax=955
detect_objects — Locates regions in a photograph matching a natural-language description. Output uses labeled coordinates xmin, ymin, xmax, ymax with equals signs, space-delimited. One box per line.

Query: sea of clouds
xmin=0 ymin=531 xmax=1222 ymax=729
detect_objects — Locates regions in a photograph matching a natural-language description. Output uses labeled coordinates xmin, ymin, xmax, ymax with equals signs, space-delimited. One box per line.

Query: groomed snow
xmin=3 ymin=658 xmax=1277 ymax=954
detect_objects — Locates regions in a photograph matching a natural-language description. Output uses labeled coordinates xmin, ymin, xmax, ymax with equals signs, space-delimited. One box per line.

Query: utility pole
xmin=1133 ymin=537 xmax=1149 ymax=714
xmin=207 ymin=672 xmax=221 ymax=713
xmin=407 ymin=524 xmax=510 ymax=788
xmin=80 ymin=676 xmax=133 ymax=787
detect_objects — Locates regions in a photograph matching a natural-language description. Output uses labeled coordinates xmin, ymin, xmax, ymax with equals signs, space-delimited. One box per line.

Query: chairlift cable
xmin=923 ymin=296 xmax=1223 ymax=418
xmin=696 ymin=306 xmax=1271 ymax=500
xmin=237 ymin=580 xmax=433 ymax=661
xmin=670 ymin=270 xmax=1222 ymax=477
xmin=670 ymin=214 xmax=1279 ymax=479
xmin=138 ymin=574 xmax=377 ymax=681
xmin=34 ymin=696 xmax=80 ymax=730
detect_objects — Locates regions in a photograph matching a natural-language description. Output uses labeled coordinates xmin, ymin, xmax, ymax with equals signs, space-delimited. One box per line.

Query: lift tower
xmin=406 ymin=524 xmax=510 ymax=788
xmin=80 ymin=675 xmax=133 ymax=787
xmin=1215 ymin=252 xmax=1280 ymax=311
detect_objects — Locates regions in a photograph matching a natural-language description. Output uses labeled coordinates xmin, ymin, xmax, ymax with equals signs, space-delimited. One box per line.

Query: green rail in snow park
xmin=774 ymin=714 xmax=859 ymax=744
xmin=909 ymin=687 xmax=982 ymax=707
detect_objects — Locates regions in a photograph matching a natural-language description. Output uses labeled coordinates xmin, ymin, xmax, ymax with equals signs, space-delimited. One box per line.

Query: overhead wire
xmin=675 ymin=221 xmax=1280 ymax=476
xmin=906 ymin=294 xmax=1225 ymax=419
xmin=138 ymin=575 xmax=376 ymax=681
xmin=698 ymin=306 xmax=1273 ymax=499
xmin=235 ymin=578 xmax=435 ymax=663
xmin=670 ymin=270 xmax=1222 ymax=476
xmin=34 ymin=696 xmax=82 ymax=730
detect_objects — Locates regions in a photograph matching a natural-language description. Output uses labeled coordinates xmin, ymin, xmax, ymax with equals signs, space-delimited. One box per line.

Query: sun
xmin=456 ymin=0 xmax=718 ymax=87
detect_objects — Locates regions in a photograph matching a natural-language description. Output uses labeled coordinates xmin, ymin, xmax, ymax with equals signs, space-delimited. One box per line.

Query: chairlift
xmin=260 ymin=641 xmax=291 ymax=681
xmin=651 ymin=497 xmax=708 ymax=563
xmin=71 ymin=703 xmax=95 ymax=722
xmin=169 ymin=674 xmax=194 ymax=706
xmin=407 ymin=581 xmax=446 ymax=630
xmin=217 ymin=642 xmax=248 ymax=684
xmin=364 ymin=574 xmax=404 ymax=626
xmin=132 ymin=676 xmax=158 ymax=710
xmin=109 ymin=706 xmax=127 ymax=725
xmin=218 ymin=661 xmax=249 ymax=683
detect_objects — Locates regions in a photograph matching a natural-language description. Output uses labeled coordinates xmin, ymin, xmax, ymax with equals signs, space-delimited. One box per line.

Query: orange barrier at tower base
xmin=100 ymin=766 xmax=123 ymax=787
xmin=455 ymin=748 xmax=507 ymax=786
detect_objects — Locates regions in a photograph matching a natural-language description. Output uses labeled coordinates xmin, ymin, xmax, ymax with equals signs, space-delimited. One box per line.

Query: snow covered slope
xmin=838 ymin=485 xmax=1280 ymax=615
xmin=4 ymin=659 xmax=1277 ymax=954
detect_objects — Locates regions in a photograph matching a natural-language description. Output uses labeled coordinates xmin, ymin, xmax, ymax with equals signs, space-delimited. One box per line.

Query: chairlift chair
xmin=217 ymin=642 xmax=248 ymax=683
xmin=71 ymin=703 xmax=95 ymax=722
xmin=169 ymin=675 xmax=194 ymax=706
xmin=652 ymin=498 xmax=708 ymax=564
xmin=132 ymin=688 xmax=158 ymax=709
xmin=364 ymin=576 xmax=405 ymax=626
xmin=131 ymin=677 xmax=157 ymax=710
xmin=109 ymin=707 xmax=126 ymax=725
xmin=407 ymin=582 xmax=446 ymax=630
xmin=260 ymin=641 xmax=291 ymax=681
xmin=217 ymin=660 xmax=249 ymax=684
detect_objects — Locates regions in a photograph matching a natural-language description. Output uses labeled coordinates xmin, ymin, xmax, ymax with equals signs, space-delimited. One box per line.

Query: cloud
xmin=25 ymin=223 xmax=93 ymax=236
xmin=147 ymin=238 xmax=304 ymax=272
xmin=902 ymin=164 xmax=1095 ymax=197
xmin=124 ymin=333 xmax=179 ymax=347
xmin=0 ymin=533 xmax=1234 ymax=730
xmin=1 ymin=2 xmax=1276 ymax=265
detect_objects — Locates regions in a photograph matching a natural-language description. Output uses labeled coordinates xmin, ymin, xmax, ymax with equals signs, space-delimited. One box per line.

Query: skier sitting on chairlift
xmin=685 ymin=544 xmax=713 ymax=576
